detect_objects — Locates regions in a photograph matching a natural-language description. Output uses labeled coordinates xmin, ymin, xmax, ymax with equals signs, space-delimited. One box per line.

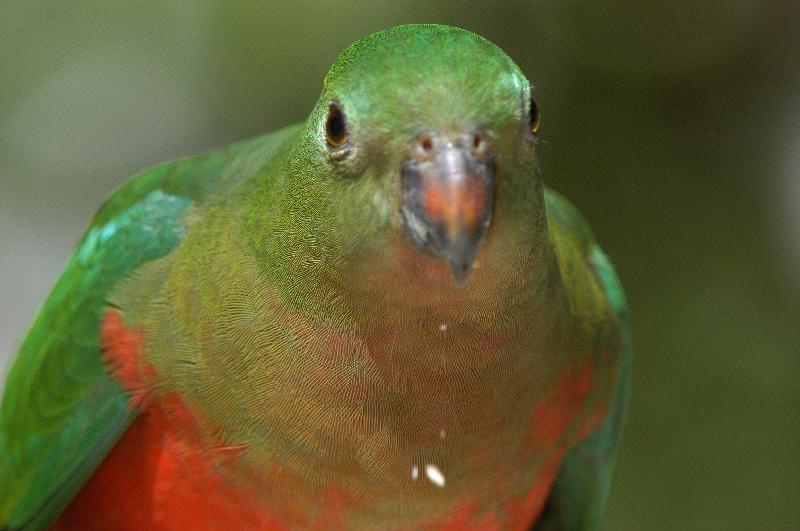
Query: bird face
xmin=301 ymin=25 xmax=542 ymax=289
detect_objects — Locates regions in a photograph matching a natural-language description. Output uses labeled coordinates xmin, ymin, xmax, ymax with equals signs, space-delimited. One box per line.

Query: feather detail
xmin=100 ymin=308 xmax=156 ymax=410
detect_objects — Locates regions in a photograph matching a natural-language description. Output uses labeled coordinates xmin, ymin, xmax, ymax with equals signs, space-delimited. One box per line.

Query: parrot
xmin=0 ymin=24 xmax=630 ymax=530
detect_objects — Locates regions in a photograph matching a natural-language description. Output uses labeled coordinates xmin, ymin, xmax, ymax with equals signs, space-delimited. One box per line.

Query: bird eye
xmin=325 ymin=102 xmax=348 ymax=148
xmin=529 ymin=94 xmax=541 ymax=135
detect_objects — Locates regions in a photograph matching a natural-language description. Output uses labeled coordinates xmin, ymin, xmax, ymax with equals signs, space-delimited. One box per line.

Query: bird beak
xmin=401 ymin=131 xmax=495 ymax=286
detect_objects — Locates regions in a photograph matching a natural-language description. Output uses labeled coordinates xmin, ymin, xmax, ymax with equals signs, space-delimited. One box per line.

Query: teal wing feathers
xmin=535 ymin=190 xmax=632 ymax=531
xmin=0 ymin=126 xmax=300 ymax=530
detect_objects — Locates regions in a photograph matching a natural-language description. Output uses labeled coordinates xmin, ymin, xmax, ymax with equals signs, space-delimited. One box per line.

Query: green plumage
xmin=0 ymin=24 xmax=629 ymax=530
xmin=0 ymin=130 xmax=297 ymax=528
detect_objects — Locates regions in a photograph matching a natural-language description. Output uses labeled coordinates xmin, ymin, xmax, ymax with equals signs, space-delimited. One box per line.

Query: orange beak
xmin=400 ymin=131 xmax=495 ymax=286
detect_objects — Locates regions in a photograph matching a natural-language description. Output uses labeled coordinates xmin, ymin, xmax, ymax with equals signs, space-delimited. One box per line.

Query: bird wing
xmin=0 ymin=126 xmax=300 ymax=530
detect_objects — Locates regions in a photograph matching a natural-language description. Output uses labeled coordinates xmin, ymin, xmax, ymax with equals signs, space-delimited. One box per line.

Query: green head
xmin=253 ymin=24 xmax=546 ymax=318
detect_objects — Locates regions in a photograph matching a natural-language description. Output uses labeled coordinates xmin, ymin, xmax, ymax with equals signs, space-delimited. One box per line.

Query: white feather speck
xmin=425 ymin=464 xmax=446 ymax=487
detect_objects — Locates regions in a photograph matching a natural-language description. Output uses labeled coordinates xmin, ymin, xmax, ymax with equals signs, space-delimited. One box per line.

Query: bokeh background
xmin=2 ymin=1 xmax=799 ymax=529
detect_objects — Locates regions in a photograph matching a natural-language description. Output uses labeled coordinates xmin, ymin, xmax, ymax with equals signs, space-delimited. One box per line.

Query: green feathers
xmin=1 ymin=24 xmax=629 ymax=530
xmin=0 ymin=130 xmax=296 ymax=528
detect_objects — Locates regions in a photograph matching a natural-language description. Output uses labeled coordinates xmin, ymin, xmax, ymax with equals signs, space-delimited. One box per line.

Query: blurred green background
xmin=1 ymin=1 xmax=799 ymax=529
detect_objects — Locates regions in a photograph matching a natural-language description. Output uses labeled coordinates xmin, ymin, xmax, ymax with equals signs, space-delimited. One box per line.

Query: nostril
xmin=471 ymin=131 xmax=488 ymax=156
xmin=421 ymin=135 xmax=433 ymax=153
xmin=413 ymin=134 xmax=435 ymax=160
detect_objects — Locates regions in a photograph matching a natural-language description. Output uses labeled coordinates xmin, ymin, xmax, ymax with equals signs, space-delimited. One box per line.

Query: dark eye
xmin=529 ymin=94 xmax=541 ymax=135
xmin=325 ymin=102 xmax=348 ymax=148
